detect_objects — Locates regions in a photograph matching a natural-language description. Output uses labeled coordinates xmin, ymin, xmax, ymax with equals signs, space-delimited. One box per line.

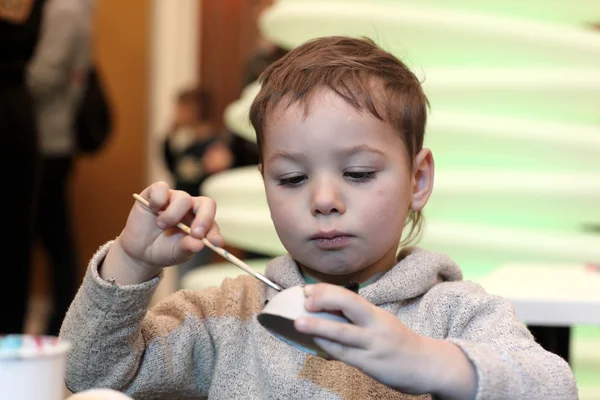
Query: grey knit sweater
xmin=60 ymin=242 xmax=578 ymax=399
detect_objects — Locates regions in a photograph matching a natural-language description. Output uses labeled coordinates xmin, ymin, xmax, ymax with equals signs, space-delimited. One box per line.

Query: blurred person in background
xmin=163 ymin=87 xmax=233 ymax=283
xmin=27 ymin=0 xmax=95 ymax=335
xmin=0 ymin=0 xmax=45 ymax=334
xmin=164 ymin=88 xmax=232 ymax=198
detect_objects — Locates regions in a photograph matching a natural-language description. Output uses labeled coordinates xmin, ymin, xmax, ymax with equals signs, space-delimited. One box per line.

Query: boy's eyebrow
xmin=267 ymin=145 xmax=385 ymax=164
xmin=267 ymin=150 xmax=306 ymax=164
xmin=335 ymin=145 xmax=386 ymax=158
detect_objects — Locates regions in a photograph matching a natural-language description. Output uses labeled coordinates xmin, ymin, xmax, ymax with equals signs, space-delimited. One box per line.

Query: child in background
xmin=162 ymin=88 xmax=232 ymax=280
xmin=163 ymin=87 xmax=232 ymax=197
xmin=60 ymin=37 xmax=577 ymax=399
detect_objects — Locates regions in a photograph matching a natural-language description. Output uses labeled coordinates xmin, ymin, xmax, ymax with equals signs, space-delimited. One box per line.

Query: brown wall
xmin=73 ymin=0 xmax=150 ymax=277
xmin=32 ymin=0 xmax=150 ymax=294
xmin=198 ymin=0 xmax=266 ymax=260
xmin=200 ymin=0 xmax=262 ymax=130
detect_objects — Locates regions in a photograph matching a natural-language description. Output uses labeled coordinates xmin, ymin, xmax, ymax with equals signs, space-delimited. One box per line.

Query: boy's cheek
xmin=267 ymin=191 xmax=298 ymax=216
xmin=271 ymin=207 xmax=296 ymax=232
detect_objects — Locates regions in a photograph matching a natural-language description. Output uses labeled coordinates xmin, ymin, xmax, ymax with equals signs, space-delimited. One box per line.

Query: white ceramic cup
xmin=258 ymin=285 xmax=349 ymax=357
xmin=67 ymin=388 xmax=133 ymax=399
xmin=0 ymin=335 xmax=71 ymax=400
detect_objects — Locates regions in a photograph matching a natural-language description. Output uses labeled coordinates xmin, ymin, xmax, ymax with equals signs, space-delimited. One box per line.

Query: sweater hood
xmin=264 ymin=247 xmax=463 ymax=306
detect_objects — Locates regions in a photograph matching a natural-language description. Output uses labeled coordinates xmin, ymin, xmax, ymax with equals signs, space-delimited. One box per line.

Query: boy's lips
xmin=309 ymin=230 xmax=351 ymax=240
xmin=309 ymin=231 xmax=353 ymax=249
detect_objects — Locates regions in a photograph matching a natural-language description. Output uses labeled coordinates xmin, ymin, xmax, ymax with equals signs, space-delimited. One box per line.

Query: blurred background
xmin=1 ymin=0 xmax=598 ymax=398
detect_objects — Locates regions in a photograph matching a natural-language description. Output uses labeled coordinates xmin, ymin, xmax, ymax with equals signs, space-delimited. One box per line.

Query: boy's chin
xmin=296 ymin=249 xmax=396 ymax=283
xmin=298 ymin=259 xmax=367 ymax=281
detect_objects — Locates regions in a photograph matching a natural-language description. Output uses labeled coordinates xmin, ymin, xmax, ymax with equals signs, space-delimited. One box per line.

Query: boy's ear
xmin=411 ymin=149 xmax=434 ymax=212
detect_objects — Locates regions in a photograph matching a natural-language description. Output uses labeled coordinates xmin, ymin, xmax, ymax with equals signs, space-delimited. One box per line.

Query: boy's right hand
xmin=100 ymin=181 xmax=224 ymax=285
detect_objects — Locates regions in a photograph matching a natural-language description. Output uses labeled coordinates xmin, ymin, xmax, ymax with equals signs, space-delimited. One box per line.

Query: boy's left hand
xmin=294 ymin=283 xmax=476 ymax=398
xmin=294 ymin=283 xmax=427 ymax=392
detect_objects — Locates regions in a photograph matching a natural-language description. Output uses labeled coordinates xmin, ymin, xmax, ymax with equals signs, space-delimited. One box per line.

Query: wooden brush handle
xmin=132 ymin=193 xmax=282 ymax=291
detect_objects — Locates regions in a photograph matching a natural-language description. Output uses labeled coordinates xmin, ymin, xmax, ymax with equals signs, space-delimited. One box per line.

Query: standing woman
xmin=27 ymin=0 xmax=96 ymax=335
xmin=0 ymin=0 xmax=45 ymax=334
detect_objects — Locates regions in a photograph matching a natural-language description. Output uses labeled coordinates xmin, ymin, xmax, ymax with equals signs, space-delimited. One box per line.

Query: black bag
xmin=75 ymin=66 xmax=113 ymax=154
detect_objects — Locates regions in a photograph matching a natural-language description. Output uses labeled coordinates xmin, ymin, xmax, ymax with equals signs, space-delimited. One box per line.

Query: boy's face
xmin=262 ymin=89 xmax=424 ymax=284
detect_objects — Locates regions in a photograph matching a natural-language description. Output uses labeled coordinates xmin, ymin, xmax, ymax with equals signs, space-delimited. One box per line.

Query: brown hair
xmin=249 ymin=36 xmax=429 ymax=244
xmin=177 ymin=87 xmax=213 ymax=121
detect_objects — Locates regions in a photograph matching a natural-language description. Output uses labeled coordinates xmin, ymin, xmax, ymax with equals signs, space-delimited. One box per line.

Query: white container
xmin=258 ymin=286 xmax=349 ymax=357
xmin=67 ymin=388 xmax=133 ymax=400
xmin=0 ymin=335 xmax=71 ymax=400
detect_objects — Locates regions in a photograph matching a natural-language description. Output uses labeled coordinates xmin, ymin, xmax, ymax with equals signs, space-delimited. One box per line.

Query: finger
xmin=189 ymin=196 xmax=217 ymax=238
xmin=178 ymin=233 xmax=206 ymax=254
xmin=204 ymin=221 xmax=224 ymax=247
xmin=304 ymin=284 xmax=375 ymax=326
xmin=141 ymin=181 xmax=170 ymax=213
xmin=155 ymin=190 xmax=194 ymax=229
xmin=313 ymin=337 xmax=364 ymax=363
xmin=294 ymin=315 xmax=370 ymax=349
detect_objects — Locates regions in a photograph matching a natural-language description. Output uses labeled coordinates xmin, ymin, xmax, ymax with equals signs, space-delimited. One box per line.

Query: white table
xmin=475 ymin=263 xmax=600 ymax=326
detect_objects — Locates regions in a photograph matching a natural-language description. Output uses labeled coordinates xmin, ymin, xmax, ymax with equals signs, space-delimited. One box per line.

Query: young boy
xmin=60 ymin=37 xmax=577 ymax=399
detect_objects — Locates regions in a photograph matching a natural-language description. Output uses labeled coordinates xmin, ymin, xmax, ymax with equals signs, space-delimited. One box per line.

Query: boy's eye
xmin=345 ymin=171 xmax=376 ymax=182
xmin=278 ymin=175 xmax=306 ymax=186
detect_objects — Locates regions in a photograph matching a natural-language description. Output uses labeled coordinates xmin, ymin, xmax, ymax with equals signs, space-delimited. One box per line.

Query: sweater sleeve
xmin=60 ymin=241 xmax=219 ymax=399
xmin=437 ymin=281 xmax=578 ymax=400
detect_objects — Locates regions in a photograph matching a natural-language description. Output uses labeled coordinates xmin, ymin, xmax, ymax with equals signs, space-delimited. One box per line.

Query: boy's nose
xmin=310 ymin=180 xmax=346 ymax=216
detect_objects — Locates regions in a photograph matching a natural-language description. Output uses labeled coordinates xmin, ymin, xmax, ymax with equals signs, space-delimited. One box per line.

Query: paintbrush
xmin=132 ymin=193 xmax=283 ymax=292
